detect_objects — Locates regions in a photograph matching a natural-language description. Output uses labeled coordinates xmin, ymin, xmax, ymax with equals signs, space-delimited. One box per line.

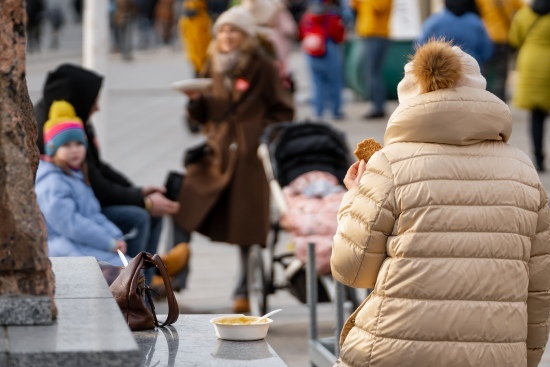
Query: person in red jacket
xmin=299 ymin=1 xmax=345 ymax=119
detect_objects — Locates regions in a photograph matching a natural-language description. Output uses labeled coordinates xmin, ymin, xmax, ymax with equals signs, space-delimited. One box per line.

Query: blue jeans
xmin=102 ymin=205 xmax=163 ymax=284
xmin=308 ymin=40 xmax=344 ymax=118
xmin=362 ymin=37 xmax=390 ymax=114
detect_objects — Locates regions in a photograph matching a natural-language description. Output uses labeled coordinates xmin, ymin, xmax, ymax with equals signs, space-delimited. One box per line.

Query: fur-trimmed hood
xmin=386 ymin=40 xmax=512 ymax=146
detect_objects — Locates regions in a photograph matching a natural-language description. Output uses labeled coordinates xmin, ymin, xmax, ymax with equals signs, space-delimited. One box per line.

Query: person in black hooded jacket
xmin=34 ymin=64 xmax=180 ymax=272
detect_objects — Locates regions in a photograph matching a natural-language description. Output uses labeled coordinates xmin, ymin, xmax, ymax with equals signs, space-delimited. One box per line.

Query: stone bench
xmin=2 ymin=257 xmax=288 ymax=366
xmin=1 ymin=257 xmax=140 ymax=366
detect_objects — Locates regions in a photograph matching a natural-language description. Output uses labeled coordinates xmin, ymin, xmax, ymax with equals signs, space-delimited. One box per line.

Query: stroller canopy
xmin=262 ymin=122 xmax=352 ymax=187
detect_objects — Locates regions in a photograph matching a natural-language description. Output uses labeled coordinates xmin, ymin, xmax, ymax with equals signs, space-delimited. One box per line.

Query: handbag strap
xmin=152 ymin=254 xmax=180 ymax=327
xmin=150 ymin=254 xmax=180 ymax=327
xmin=141 ymin=253 xmax=180 ymax=327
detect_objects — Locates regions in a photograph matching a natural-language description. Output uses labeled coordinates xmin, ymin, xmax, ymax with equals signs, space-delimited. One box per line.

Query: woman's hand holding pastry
xmin=344 ymin=160 xmax=366 ymax=191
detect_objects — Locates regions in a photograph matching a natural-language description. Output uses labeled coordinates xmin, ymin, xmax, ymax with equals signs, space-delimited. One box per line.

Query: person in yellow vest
xmin=350 ymin=0 xmax=392 ymax=119
xmin=178 ymin=0 xmax=212 ymax=75
xmin=476 ymin=0 xmax=524 ymax=101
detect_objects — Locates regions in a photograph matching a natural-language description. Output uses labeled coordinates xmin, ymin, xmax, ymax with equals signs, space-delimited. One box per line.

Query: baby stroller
xmin=247 ymin=121 xmax=357 ymax=316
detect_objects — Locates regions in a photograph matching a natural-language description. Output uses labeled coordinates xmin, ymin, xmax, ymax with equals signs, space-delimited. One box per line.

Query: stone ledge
xmin=50 ymin=257 xmax=113 ymax=299
xmin=2 ymin=257 xmax=140 ymax=367
xmin=0 ymin=296 xmax=51 ymax=325
xmin=1 ymin=327 xmax=7 ymax=366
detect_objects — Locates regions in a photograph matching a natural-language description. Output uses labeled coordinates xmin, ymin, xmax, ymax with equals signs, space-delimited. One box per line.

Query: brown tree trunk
xmin=0 ymin=0 xmax=57 ymax=320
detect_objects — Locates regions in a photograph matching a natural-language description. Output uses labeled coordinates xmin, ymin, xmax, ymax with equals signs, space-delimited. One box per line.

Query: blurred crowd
xmin=28 ymin=0 xmax=550 ymax=316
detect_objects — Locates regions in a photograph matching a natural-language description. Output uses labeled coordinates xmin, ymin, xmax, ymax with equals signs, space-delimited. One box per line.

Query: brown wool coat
xmin=173 ymin=46 xmax=294 ymax=246
xmin=332 ymin=87 xmax=550 ymax=367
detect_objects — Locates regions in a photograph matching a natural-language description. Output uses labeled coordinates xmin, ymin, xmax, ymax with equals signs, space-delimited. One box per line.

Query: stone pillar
xmin=0 ymin=0 xmax=57 ymax=324
xmin=83 ymin=0 xmax=110 ymax=159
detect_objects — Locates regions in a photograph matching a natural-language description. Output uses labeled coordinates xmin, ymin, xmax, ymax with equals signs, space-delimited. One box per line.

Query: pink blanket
xmin=281 ymin=171 xmax=345 ymax=275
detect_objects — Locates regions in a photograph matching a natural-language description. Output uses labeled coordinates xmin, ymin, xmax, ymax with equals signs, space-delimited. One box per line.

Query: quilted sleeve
xmin=331 ymin=151 xmax=396 ymax=288
xmin=527 ymin=184 xmax=550 ymax=367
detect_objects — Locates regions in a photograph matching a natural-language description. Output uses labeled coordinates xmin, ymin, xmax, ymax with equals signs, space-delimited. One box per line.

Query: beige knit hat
xmin=213 ymin=6 xmax=256 ymax=36
xmin=241 ymin=0 xmax=280 ymax=26
xmin=397 ymin=40 xmax=487 ymax=103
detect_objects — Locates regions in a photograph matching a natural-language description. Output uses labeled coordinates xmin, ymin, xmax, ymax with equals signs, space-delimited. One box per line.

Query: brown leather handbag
xmin=110 ymin=252 xmax=179 ymax=331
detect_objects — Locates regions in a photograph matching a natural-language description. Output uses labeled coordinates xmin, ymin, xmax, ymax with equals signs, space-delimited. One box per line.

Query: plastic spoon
xmin=252 ymin=309 xmax=282 ymax=324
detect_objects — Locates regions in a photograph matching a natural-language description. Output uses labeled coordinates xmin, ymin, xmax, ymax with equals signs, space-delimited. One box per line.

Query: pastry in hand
xmin=353 ymin=138 xmax=383 ymax=162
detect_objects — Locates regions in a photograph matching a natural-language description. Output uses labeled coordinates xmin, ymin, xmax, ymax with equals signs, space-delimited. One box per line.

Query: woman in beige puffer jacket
xmin=331 ymin=40 xmax=550 ymax=367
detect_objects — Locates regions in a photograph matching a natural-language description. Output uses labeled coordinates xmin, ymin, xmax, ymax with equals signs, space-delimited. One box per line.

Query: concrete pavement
xmin=25 ymin=24 xmax=550 ymax=366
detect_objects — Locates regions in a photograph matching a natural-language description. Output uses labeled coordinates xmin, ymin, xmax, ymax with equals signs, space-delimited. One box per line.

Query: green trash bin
xmin=344 ymin=37 xmax=413 ymax=100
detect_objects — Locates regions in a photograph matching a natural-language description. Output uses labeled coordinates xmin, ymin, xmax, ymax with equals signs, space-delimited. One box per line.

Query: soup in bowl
xmin=210 ymin=316 xmax=273 ymax=341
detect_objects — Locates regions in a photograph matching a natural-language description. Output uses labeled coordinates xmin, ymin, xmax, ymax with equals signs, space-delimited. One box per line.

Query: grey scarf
xmin=213 ymin=50 xmax=242 ymax=74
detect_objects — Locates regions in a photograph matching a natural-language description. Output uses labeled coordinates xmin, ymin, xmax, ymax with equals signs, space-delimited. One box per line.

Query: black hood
xmin=445 ymin=0 xmax=479 ymax=16
xmin=533 ymin=0 xmax=550 ymax=15
xmin=34 ymin=64 xmax=103 ymax=154
xmin=41 ymin=63 xmax=103 ymax=122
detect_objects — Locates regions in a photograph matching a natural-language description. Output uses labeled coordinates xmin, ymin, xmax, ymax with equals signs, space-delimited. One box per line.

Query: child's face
xmin=55 ymin=141 xmax=86 ymax=167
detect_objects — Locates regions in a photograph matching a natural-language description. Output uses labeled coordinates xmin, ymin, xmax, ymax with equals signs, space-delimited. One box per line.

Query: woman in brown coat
xmin=331 ymin=40 xmax=550 ymax=367
xmin=174 ymin=6 xmax=294 ymax=312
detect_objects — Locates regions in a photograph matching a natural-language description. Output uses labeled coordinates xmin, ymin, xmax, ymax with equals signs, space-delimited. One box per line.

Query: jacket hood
xmin=40 ymin=64 xmax=103 ymax=123
xmin=533 ymin=0 xmax=550 ymax=15
xmin=388 ymin=40 xmax=511 ymax=146
xmin=445 ymin=0 xmax=478 ymax=16
xmin=385 ymin=87 xmax=512 ymax=146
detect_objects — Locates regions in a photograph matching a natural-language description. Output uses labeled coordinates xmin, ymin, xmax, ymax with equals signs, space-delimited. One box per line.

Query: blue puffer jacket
xmin=35 ymin=161 xmax=127 ymax=266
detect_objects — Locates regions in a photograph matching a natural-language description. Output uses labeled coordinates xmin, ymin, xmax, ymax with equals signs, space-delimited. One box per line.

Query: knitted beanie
xmin=213 ymin=6 xmax=256 ymax=36
xmin=43 ymin=101 xmax=88 ymax=157
xmin=397 ymin=39 xmax=487 ymax=103
xmin=241 ymin=0 xmax=280 ymax=26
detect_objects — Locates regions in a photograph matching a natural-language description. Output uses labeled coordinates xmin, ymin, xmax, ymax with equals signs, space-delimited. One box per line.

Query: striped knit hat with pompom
xmin=43 ymin=100 xmax=88 ymax=156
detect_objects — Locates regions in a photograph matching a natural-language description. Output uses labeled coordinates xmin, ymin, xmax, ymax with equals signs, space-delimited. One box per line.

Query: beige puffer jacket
xmin=331 ymin=86 xmax=550 ymax=367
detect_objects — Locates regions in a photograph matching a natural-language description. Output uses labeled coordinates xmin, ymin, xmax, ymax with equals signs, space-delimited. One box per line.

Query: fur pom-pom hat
xmin=43 ymin=100 xmax=88 ymax=157
xmin=213 ymin=6 xmax=256 ymax=36
xmin=397 ymin=39 xmax=487 ymax=103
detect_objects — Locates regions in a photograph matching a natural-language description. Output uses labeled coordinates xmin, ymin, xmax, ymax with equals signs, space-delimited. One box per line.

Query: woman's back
xmin=332 ymin=41 xmax=550 ymax=367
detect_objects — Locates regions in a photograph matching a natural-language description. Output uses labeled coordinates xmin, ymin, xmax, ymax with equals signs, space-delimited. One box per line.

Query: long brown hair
xmin=51 ymin=156 xmax=91 ymax=186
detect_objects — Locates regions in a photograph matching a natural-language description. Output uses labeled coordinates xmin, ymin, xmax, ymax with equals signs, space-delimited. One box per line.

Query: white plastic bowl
xmin=210 ymin=316 xmax=274 ymax=341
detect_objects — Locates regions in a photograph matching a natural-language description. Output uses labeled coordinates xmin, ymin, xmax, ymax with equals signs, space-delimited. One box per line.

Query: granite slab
xmin=134 ymin=315 xmax=288 ymax=366
xmin=7 ymin=297 xmax=140 ymax=366
xmin=50 ymin=257 xmax=113 ymax=299
xmin=0 ymin=296 xmax=52 ymax=325
xmin=1 ymin=327 xmax=7 ymax=365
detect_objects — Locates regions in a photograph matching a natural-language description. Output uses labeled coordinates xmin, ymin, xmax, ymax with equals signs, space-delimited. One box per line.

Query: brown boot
xmin=150 ymin=275 xmax=167 ymax=300
xmin=161 ymin=242 xmax=190 ymax=277
xmin=232 ymin=297 xmax=250 ymax=313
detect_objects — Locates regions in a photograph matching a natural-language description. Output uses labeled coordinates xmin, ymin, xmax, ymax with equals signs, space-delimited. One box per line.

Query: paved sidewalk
xmin=26 ymin=38 xmax=550 ymax=366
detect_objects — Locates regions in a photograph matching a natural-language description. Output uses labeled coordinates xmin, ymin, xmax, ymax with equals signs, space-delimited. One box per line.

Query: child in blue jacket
xmin=35 ymin=100 xmax=129 ymax=266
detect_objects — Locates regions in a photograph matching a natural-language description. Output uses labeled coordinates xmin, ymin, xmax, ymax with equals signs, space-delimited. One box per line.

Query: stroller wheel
xmin=247 ymin=245 xmax=268 ymax=316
